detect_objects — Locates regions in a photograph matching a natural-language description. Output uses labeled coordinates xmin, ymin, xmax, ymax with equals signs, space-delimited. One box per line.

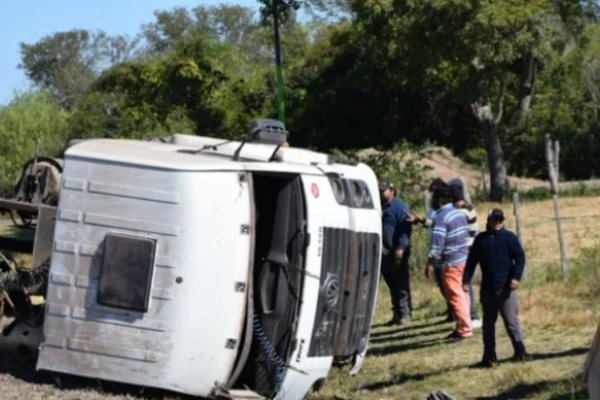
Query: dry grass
xmin=313 ymin=196 xmax=600 ymax=400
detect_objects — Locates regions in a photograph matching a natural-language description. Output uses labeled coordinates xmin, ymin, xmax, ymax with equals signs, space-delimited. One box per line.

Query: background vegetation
xmin=2 ymin=0 xmax=600 ymax=200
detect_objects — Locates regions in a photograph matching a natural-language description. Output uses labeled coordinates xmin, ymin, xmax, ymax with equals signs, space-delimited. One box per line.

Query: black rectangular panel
xmin=308 ymin=227 xmax=349 ymax=357
xmin=97 ymin=233 xmax=156 ymax=312
xmin=308 ymin=228 xmax=381 ymax=358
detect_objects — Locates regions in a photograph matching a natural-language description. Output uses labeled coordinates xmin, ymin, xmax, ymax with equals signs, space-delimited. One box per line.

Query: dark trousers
xmin=480 ymin=288 xmax=525 ymax=360
xmin=435 ymin=266 xmax=479 ymax=320
xmin=381 ymin=247 xmax=411 ymax=318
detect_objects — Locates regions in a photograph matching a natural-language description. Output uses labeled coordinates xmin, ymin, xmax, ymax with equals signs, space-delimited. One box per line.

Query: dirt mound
xmin=418 ymin=147 xmax=546 ymax=194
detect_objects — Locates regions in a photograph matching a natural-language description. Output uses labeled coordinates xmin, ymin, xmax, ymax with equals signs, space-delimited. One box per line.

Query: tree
xmin=20 ymin=30 xmax=137 ymax=110
xmin=141 ymin=7 xmax=195 ymax=53
xmin=0 ymin=91 xmax=67 ymax=195
xmin=69 ymin=24 xmax=274 ymax=140
xmin=337 ymin=0 xmax=597 ymax=200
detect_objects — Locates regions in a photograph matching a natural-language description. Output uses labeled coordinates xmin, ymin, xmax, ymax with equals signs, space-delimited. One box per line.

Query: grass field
xmin=311 ymin=196 xmax=600 ymax=400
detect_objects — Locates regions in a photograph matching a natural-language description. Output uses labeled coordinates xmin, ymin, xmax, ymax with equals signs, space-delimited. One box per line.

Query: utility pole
xmin=272 ymin=0 xmax=286 ymax=124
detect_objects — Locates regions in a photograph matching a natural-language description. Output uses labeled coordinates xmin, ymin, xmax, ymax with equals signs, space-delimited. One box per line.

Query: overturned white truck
xmin=0 ymin=120 xmax=382 ymax=399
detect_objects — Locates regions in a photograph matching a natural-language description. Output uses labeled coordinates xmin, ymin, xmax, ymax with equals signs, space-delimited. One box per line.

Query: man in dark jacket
xmin=463 ymin=208 xmax=528 ymax=367
xmin=380 ymin=180 xmax=413 ymax=324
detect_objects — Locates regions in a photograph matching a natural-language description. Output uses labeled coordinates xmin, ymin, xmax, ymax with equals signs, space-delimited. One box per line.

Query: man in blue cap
xmin=379 ymin=180 xmax=413 ymax=325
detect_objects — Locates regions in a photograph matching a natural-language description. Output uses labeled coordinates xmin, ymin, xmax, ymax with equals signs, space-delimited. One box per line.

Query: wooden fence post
xmin=512 ymin=192 xmax=523 ymax=244
xmin=512 ymin=191 xmax=526 ymax=280
xmin=545 ymin=133 xmax=568 ymax=281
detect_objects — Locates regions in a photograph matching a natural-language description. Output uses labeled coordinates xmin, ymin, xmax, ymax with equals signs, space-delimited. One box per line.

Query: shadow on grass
xmin=473 ymin=376 xmax=588 ymax=400
xmin=371 ymin=318 xmax=447 ymax=331
xmin=360 ymin=363 xmax=468 ymax=391
xmin=465 ymin=347 xmax=590 ymax=369
xmin=367 ymin=337 xmax=449 ymax=357
xmin=362 ymin=338 xmax=590 ymax=394
xmin=369 ymin=327 xmax=451 ymax=344
xmin=526 ymin=347 xmax=589 ymax=361
xmin=361 ymin=347 xmax=590 ymax=395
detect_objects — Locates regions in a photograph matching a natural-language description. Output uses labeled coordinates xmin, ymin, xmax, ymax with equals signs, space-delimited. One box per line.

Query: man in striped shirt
xmin=449 ymin=179 xmax=482 ymax=328
xmin=426 ymin=184 xmax=473 ymax=340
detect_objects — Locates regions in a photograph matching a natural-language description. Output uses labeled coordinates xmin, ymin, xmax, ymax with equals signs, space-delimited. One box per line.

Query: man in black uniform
xmin=463 ymin=208 xmax=528 ymax=367
xmin=379 ymin=181 xmax=413 ymax=325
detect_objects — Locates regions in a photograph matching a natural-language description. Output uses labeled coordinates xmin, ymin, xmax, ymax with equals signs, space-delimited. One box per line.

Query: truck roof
xmin=65 ymin=135 xmax=347 ymax=175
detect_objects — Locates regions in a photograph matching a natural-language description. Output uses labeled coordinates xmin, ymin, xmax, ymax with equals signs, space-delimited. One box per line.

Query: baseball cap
xmin=487 ymin=208 xmax=505 ymax=220
xmin=450 ymin=184 xmax=465 ymax=202
xmin=379 ymin=181 xmax=395 ymax=191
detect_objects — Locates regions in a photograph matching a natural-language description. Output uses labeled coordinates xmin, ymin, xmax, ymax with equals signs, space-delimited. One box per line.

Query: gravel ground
xmin=0 ymin=354 xmax=191 ymax=400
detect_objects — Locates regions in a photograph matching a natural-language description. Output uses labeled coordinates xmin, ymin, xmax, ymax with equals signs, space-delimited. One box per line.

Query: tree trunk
xmin=472 ymin=77 xmax=508 ymax=201
xmin=511 ymin=52 xmax=537 ymax=127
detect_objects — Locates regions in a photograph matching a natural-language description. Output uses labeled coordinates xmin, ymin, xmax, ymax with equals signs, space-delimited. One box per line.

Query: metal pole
xmin=272 ymin=0 xmax=286 ymax=124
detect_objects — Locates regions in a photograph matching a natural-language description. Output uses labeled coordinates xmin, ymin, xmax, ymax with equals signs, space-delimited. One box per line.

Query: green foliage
xmin=353 ymin=142 xmax=432 ymax=206
xmin=3 ymin=1 xmax=600 ymax=184
xmin=63 ymin=6 xmax=282 ymax=140
xmin=461 ymin=147 xmax=488 ymax=167
xmin=20 ymin=30 xmax=137 ymax=110
xmin=569 ymin=242 xmax=600 ymax=298
xmin=0 ymin=91 xmax=68 ymax=195
xmin=514 ymin=184 xmax=600 ymax=202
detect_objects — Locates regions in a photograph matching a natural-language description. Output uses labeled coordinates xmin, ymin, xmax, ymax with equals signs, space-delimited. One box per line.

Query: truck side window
xmin=97 ymin=233 xmax=156 ymax=312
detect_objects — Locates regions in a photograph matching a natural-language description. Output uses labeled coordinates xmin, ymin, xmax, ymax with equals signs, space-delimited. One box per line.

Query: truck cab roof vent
xmin=233 ymin=119 xmax=289 ymax=161
xmin=249 ymin=119 xmax=289 ymax=145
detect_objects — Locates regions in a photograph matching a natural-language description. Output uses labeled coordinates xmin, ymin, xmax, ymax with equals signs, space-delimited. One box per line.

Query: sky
xmin=0 ymin=0 xmax=257 ymax=106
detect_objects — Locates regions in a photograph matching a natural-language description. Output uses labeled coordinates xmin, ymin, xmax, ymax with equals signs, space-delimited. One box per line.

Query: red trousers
xmin=443 ymin=263 xmax=473 ymax=337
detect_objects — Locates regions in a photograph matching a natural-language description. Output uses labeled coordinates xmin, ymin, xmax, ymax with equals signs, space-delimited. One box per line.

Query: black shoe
xmin=511 ymin=352 xmax=530 ymax=362
xmin=445 ymin=330 xmax=472 ymax=341
xmin=511 ymin=341 xmax=529 ymax=361
xmin=384 ymin=317 xmax=401 ymax=326
xmin=476 ymin=358 xmax=496 ymax=368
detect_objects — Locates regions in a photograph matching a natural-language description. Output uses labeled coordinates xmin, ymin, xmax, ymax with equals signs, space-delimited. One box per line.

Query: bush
xmin=569 ymin=243 xmax=600 ymax=299
xmin=0 ymin=91 xmax=68 ymax=196
xmin=346 ymin=142 xmax=432 ymax=207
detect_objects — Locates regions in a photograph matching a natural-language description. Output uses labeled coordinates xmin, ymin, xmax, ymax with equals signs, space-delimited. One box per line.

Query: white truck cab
xmin=9 ymin=121 xmax=381 ymax=399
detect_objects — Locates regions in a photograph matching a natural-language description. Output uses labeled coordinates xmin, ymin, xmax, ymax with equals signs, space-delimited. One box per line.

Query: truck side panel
xmin=37 ymin=156 xmax=251 ymax=397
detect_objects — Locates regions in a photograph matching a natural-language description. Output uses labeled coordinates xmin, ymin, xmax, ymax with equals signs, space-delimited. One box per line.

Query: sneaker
xmin=471 ymin=318 xmax=483 ymax=329
xmin=399 ymin=316 xmax=412 ymax=324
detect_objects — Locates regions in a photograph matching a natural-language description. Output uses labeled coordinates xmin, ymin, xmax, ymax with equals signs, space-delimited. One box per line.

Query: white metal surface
xmin=67 ymin=135 xmax=329 ymax=175
xmin=36 ymin=136 xmax=382 ymax=399
xmin=37 ymin=151 xmax=252 ymax=397
xmin=276 ymin=166 xmax=382 ymax=400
